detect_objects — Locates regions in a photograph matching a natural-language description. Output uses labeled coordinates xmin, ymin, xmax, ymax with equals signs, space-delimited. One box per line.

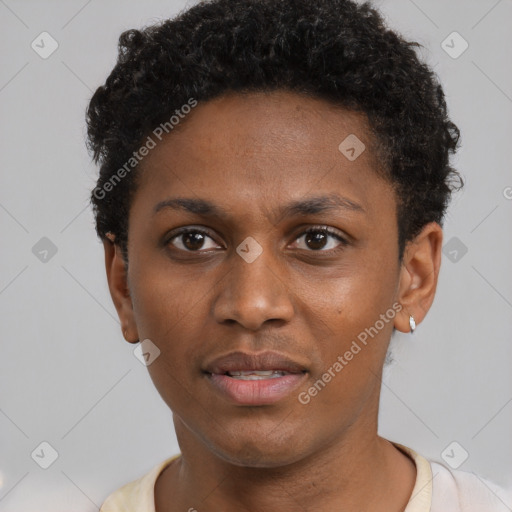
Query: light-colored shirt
xmin=99 ymin=442 xmax=512 ymax=512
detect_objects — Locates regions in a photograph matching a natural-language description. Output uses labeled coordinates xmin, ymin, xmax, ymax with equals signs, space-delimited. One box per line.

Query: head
xmin=86 ymin=0 xmax=462 ymax=467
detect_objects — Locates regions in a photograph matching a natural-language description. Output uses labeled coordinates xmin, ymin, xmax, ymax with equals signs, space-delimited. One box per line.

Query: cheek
xmin=314 ymin=254 xmax=397 ymax=330
xmin=129 ymin=252 xmax=205 ymax=338
xmin=310 ymin=248 xmax=399 ymax=378
xmin=128 ymin=259 xmax=212 ymax=394
xmin=130 ymin=268 xmax=205 ymax=411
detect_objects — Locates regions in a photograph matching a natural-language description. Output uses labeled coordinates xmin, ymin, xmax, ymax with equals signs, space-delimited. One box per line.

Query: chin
xmin=215 ymin=446 xmax=307 ymax=469
xmin=206 ymin=425 xmax=311 ymax=469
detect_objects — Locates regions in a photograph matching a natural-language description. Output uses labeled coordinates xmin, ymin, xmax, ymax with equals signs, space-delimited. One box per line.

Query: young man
xmin=86 ymin=0 xmax=510 ymax=510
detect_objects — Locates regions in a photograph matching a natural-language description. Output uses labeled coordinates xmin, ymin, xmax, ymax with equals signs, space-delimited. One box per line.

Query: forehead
xmin=134 ymin=90 xmax=393 ymax=219
xmin=144 ymin=90 xmax=378 ymax=163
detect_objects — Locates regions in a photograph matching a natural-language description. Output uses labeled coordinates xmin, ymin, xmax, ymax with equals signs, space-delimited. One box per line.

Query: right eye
xmin=166 ymin=227 xmax=223 ymax=252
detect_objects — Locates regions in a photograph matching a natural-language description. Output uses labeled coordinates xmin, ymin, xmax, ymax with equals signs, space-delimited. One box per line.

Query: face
xmin=107 ymin=90 xmax=436 ymax=468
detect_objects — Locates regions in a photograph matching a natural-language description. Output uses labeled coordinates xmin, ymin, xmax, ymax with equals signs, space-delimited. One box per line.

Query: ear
xmin=394 ymin=222 xmax=443 ymax=333
xmin=103 ymin=238 xmax=139 ymax=344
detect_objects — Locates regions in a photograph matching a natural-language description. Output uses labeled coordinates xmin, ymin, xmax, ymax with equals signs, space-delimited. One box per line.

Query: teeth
xmin=227 ymin=370 xmax=288 ymax=380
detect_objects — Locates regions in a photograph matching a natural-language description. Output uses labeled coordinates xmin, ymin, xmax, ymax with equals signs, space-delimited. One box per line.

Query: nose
xmin=212 ymin=244 xmax=295 ymax=331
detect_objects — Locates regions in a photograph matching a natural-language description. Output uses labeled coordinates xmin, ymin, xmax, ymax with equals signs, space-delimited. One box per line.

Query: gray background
xmin=0 ymin=0 xmax=511 ymax=510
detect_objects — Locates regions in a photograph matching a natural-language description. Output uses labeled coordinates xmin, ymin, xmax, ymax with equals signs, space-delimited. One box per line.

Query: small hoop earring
xmin=409 ymin=315 xmax=416 ymax=334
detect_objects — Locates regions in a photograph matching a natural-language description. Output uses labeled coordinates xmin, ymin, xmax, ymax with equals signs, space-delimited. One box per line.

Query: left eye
xmin=292 ymin=227 xmax=348 ymax=251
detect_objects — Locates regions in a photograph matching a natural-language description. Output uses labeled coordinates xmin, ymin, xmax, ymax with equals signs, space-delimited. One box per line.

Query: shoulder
xmin=99 ymin=455 xmax=180 ymax=512
xmin=392 ymin=442 xmax=511 ymax=512
xmin=430 ymin=460 xmax=512 ymax=512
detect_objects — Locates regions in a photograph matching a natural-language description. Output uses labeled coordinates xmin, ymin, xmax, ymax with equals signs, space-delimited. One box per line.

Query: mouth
xmin=203 ymin=351 xmax=309 ymax=405
xmin=223 ymin=370 xmax=297 ymax=380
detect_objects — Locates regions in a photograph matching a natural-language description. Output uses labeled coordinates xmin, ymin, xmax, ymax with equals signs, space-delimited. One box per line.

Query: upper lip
xmin=203 ymin=351 xmax=308 ymax=375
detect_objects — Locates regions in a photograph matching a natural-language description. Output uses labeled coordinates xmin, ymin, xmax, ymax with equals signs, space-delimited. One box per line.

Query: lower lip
xmin=206 ymin=372 xmax=307 ymax=405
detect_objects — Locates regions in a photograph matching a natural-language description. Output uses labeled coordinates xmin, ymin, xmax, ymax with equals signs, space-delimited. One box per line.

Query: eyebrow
xmin=153 ymin=193 xmax=365 ymax=222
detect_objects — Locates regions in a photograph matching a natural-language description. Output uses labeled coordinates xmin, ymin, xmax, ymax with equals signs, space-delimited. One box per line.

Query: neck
xmin=155 ymin=418 xmax=416 ymax=512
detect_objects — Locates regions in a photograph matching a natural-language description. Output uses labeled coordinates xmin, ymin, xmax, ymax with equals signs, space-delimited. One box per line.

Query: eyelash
xmin=164 ymin=225 xmax=349 ymax=254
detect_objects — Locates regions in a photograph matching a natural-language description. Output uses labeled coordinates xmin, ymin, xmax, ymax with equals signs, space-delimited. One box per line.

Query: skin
xmin=103 ymin=90 xmax=443 ymax=512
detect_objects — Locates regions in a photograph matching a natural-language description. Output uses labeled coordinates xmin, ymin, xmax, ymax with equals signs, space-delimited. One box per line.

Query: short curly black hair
xmin=86 ymin=0 xmax=462 ymax=262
